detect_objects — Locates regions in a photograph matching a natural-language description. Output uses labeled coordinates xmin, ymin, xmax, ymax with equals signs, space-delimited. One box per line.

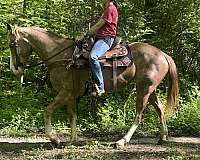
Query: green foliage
xmin=169 ymin=85 xmax=200 ymax=136
xmin=0 ymin=67 xmax=55 ymax=135
xmin=77 ymin=87 xmax=161 ymax=135
xmin=0 ymin=0 xmax=200 ymax=137
xmin=144 ymin=0 xmax=200 ymax=82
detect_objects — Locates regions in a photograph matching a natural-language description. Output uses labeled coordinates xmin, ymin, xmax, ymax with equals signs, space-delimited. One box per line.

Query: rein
xmin=26 ymin=43 xmax=74 ymax=69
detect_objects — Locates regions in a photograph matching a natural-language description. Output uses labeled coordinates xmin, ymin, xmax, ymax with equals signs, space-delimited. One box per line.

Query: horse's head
xmin=7 ymin=24 xmax=32 ymax=76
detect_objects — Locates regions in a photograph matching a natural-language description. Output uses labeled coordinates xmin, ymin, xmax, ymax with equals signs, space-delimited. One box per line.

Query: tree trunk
xmin=23 ymin=0 xmax=27 ymax=14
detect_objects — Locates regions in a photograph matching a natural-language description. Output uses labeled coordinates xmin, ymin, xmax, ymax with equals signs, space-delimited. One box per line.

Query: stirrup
xmin=90 ymin=84 xmax=105 ymax=97
xmin=90 ymin=90 xmax=105 ymax=97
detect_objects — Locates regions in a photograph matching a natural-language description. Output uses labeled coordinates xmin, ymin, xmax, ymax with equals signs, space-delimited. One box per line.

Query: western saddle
xmin=71 ymin=36 xmax=133 ymax=93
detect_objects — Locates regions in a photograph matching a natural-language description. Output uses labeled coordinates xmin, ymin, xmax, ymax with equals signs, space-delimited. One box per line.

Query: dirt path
xmin=0 ymin=135 xmax=200 ymax=160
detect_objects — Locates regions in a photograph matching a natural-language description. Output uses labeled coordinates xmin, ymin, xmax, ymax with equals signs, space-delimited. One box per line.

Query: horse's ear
xmin=7 ymin=23 xmax=12 ymax=32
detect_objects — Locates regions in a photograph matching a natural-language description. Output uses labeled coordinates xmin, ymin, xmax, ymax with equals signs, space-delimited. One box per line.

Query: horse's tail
xmin=164 ymin=53 xmax=179 ymax=112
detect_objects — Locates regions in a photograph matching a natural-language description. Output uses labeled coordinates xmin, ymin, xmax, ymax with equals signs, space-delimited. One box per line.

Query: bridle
xmin=9 ymin=38 xmax=76 ymax=70
xmin=26 ymin=43 xmax=75 ymax=69
xmin=9 ymin=40 xmax=24 ymax=70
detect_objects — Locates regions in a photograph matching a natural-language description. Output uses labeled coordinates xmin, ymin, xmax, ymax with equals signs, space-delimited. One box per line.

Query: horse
xmin=7 ymin=24 xmax=179 ymax=147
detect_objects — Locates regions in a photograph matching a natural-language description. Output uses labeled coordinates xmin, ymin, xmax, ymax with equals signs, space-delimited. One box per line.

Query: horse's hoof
xmin=157 ymin=139 xmax=167 ymax=145
xmin=114 ymin=138 xmax=125 ymax=149
xmin=69 ymin=140 xmax=78 ymax=146
xmin=157 ymin=135 xmax=167 ymax=145
xmin=50 ymin=136 xmax=61 ymax=147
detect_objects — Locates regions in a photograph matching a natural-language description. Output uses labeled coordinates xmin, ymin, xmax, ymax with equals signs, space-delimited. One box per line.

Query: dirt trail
xmin=0 ymin=135 xmax=200 ymax=160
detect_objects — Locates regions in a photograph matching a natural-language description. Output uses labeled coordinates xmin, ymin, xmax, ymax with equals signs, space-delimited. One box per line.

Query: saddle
xmin=72 ymin=36 xmax=133 ymax=93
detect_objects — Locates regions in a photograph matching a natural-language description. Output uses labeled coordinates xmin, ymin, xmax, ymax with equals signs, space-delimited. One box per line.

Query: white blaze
xmin=10 ymin=55 xmax=20 ymax=76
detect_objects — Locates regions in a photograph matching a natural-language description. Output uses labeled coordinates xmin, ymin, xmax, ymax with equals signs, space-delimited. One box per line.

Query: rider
xmin=81 ymin=0 xmax=119 ymax=96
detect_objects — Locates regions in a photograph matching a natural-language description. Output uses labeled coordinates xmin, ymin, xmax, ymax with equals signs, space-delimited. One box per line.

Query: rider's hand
xmin=75 ymin=33 xmax=85 ymax=42
xmin=76 ymin=31 xmax=94 ymax=42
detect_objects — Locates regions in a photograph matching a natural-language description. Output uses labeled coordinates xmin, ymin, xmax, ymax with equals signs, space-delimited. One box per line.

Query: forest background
xmin=0 ymin=0 xmax=200 ymax=137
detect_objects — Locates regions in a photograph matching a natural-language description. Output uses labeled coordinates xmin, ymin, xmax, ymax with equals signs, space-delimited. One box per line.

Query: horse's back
xmin=129 ymin=42 xmax=168 ymax=64
xmin=129 ymin=42 xmax=163 ymax=56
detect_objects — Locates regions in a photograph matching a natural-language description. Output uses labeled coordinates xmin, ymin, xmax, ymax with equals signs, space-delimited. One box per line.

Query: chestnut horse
xmin=7 ymin=24 xmax=178 ymax=147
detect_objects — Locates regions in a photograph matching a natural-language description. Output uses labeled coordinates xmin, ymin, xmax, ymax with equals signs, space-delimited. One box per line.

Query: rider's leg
xmin=89 ymin=37 xmax=114 ymax=94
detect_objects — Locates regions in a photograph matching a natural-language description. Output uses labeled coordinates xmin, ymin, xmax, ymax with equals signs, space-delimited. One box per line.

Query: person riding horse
xmin=78 ymin=0 xmax=119 ymax=96
xmin=7 ymin=18 xmax=178 ymax=147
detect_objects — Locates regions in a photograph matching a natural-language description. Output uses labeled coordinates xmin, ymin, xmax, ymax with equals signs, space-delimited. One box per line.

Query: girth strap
xmin=113 ymin=54 xmax=118 ymax=93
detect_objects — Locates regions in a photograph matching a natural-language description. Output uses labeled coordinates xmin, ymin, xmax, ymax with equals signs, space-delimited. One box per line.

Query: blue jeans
xmin=89 ymin=37 xmax=114 ymax=91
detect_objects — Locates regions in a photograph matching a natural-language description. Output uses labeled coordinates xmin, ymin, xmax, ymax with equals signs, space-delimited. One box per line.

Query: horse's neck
xmin=21 ymin=27 xmax=74 ymax=61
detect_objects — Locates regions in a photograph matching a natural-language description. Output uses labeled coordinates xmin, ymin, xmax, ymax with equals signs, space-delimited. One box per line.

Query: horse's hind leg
xmin=116 ymin=83 xmax=154 ymax=147
xmin=149 ymin=91 xmax=168 ymax=143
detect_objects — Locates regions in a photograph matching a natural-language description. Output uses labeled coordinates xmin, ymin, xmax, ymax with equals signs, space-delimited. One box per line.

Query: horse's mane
xmin=16 ymin=26 xmax=69 ymax=40
xmin=32 ymin=27 xmax=66 ymax=39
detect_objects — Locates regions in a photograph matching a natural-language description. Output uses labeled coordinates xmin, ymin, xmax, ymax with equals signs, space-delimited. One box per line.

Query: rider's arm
xmin=76 ymin=18 xmax=106 ymax=41
xmin=88 ymin=18 xmax=106 ymax=35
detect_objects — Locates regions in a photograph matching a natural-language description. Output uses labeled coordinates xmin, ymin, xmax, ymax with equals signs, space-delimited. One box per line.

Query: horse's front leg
xmin=116 ymin=83 xmax=153 ymax=147
xmin=66 ymin=96 xmax=77 ymax=143
xmin=44 ymin=89 xmax=69 ymax=144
